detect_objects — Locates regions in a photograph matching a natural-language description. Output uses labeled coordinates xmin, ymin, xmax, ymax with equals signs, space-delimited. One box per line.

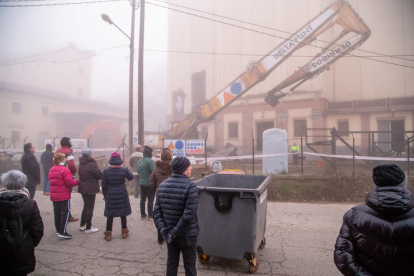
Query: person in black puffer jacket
xmin=149 ymin=148 xmax=173 ymax=244
xmin=78 ymin=148 xmax=102 ymax=234
xmin=153 ymin=156 xmax=199 ymax=276
xmin=334 ymin=164 xmax=414 ymax=276
xmin=0 ymin=170 xmax=44 ymax=276
xmin=101 ymin=152 xmax=134 ymax=241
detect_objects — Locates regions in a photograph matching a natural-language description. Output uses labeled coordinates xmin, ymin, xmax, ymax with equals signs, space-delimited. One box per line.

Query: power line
xmin=0 ymin=0 xmax=127 ymax=7
xmin=151 ymin=0 xmax=414 ymax=63
xmin=2 ymin=46 xmax=414 ymax=67
xmin=147 ymin=0 xmax=414 ymax=68
xmin=0 ymin=44 xmax=128 ymax=66
xmin=145 ymin=49 xmax=413 ymax=58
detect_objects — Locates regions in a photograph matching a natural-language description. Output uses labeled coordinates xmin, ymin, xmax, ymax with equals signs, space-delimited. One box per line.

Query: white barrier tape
xmin=0 ymin=148 xmax=126 ymax=153
xmin=302 ymin=152 xmax=408 ymax=162
xmin=193 ymin=153 xmax=295 ymax=162
xmin=1 ymin=148 xmax=409 ymax=162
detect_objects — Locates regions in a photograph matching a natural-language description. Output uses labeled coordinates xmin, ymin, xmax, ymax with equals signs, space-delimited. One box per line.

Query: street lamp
xmin=101 ymin=4 xmax=136 ymax=156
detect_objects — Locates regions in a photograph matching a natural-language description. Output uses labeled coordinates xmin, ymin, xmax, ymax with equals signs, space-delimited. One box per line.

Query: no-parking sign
xmin=186 ymin=140 xmax=205 ymax=154
xmin=164 ymin=140 xmax=186 ymax=157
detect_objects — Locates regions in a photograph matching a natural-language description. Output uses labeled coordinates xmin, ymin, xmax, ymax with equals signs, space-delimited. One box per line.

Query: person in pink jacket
xmin=49 ymin=153 xmax=79 ymax=239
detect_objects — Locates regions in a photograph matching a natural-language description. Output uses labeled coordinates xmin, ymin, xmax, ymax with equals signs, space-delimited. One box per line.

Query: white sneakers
xmin=79 ymin=226 xmax=86 ymax=231
xmin=85 ymin=227 xmax=99 ymax=234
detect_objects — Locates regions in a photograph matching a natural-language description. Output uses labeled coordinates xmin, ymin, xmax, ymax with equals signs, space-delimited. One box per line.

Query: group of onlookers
xmin=1 ymin=136 xmax=414 ymax=276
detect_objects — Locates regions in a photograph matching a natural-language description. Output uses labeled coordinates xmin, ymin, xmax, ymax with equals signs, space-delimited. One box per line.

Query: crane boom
xmin=168 ymin=0 xmax=370 ymax=139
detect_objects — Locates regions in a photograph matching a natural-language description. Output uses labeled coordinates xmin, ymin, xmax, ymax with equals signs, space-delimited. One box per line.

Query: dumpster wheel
xmin=197 ymin=254 xmax=211 ymax=265
xmin=259 ymin=237 xmax=266 ymax=249
xmin=248 ymin=258 xmax=259 ymax=274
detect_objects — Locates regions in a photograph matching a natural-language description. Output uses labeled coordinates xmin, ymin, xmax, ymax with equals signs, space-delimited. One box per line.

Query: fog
xmin=0 ymin=0 xmax=168 ymax=135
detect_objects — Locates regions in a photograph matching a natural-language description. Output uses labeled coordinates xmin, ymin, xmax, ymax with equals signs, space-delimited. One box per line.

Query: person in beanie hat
xmin=21 ymin=143 xmax=40 ymax=199
xmin=101 ymin=152 xmax=134 ymax=241
xmin=137 ymin=146 xmax=156 ymax=220
xmin=153 ymin=156 xmax=199 ymax=276
xmin=129 ymin=144 xmax=143 ymax=198
xmin=149 ymin=148 xmax=173 ymax=244
xmin=55 ymin=137 xmax=79 ymax=222
xmin=334 ymin=164 xmax=414 ymax=276
xmin=41 ymin=143 xmax=54 ymax=195
xmin=78 ymin=148 xmax=102 ymax=234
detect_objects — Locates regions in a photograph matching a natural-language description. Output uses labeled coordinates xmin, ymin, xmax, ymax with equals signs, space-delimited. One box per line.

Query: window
xmin=78 ymin=88 xmax=83 ymax=96
xmin=294 ymin=120 xmax=307 ymax=137
xmin=11 ymin=131 xmax=20 ymax=141
xmin=78 ymin=66 xmax=84 ymax=74
xmin=228 ymin=122 xmax=238 ymax=138
xmin=12 ymin=102 xmax=21 ymax=113
xmin=41 ymin=106 xmax=49 ymax=116
xmin=338 ymin=121 xmax=349 ymax=136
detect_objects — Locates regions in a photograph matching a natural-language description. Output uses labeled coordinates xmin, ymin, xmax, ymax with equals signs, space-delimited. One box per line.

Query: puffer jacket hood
xmin=0 ymin=192 xmax=29 ymax=219
xmin=366 ymin=186 xmax=414 ymax=215
xmin=155 ymin=160 xmax=172 ymax=176
xmin=148 ymin=160 xmax=172 ymax=191
xmin=334 ymin=187 xmax=414 ymax=276
xmin=79 ymin=156 xmax=95 ymax=166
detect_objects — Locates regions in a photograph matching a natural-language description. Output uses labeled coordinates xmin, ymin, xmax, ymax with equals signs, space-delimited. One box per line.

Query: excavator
xmin=167 ymin=0 xmax=371 ymax=139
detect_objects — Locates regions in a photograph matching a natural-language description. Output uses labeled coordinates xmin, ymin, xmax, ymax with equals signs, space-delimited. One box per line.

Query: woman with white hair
xmin=0 ymin=170 xmax=44 ymax=276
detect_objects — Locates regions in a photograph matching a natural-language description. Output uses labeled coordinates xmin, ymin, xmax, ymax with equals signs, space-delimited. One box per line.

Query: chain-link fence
xmin=1 ymin=134 xmax=413 ymax=180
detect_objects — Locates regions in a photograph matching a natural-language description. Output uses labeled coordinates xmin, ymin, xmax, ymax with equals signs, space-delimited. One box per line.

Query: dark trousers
xmin=134 ymin=175 xmax=140 ymax=198
xmin=80 ymin=194 xmax=96 ymax=229
xmin=106 ymin=216 xmax=127 ymax=231
xmin=166 ymin=236 xmax=197 ymax=276
xmin=43 ymin=173 xmax=50 ymax=192
xmin=140 ymin=186 xmax=155 ymax=218
xmin=293 ymin=153 xmax=299 ymax=165
xmin=26 ymin=185 xmax=36 ymax=200
xmin=53 ymin=200 xmax=70 ymax=234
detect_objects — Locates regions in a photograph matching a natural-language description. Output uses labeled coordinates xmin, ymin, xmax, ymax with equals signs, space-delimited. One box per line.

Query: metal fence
xmin=1 ymin=134 xmax=412 ymax=179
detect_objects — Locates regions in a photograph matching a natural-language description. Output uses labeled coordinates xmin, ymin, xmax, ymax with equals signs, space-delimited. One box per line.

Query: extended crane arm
xmin=168 ymin=0 xmax=370 ymax=139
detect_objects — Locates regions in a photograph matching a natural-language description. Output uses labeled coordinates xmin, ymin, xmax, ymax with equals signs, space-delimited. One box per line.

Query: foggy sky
xmin=0 ymin=0 xmax=168 ymax=131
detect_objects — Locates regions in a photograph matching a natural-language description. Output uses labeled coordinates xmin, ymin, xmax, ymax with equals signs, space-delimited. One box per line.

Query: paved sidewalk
xmin=31 ymin=193 xmax=352 ymax=275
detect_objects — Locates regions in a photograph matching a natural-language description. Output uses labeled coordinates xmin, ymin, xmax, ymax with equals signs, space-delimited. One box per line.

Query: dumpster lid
xmin=196 ymin=175 xmax=271 ymax=195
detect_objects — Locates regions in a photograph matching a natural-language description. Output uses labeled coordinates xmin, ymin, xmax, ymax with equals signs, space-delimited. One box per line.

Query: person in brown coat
xmin=78 ymin=148 xmax=103 ymax=234
xmin=149 ymin=148 xmax=173 ymax=244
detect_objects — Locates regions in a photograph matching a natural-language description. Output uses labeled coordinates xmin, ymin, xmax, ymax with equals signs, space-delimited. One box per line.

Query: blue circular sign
xmin=230 ymin=82 xmax=242 ymax=95
xmin=175 ymin=140 xmax=184 ymax=150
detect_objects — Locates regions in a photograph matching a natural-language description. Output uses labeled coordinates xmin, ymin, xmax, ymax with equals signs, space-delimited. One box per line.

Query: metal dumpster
xmin=195 ymin=174 xmax=270 ymax=273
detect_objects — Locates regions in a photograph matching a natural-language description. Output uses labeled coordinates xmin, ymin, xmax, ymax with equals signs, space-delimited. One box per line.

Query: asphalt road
xmin=31 ymin=193 xmax=354 ymax=275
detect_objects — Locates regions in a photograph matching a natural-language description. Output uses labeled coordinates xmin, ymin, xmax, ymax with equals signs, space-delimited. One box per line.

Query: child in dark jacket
xmin=102 ymin=152 xmax=134 ymax=241
xmin=49 ymin=153 xmax=79 ymax=239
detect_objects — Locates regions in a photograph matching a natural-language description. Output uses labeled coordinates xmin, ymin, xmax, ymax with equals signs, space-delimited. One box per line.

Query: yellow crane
xmin=168 ymin=0 xmax=371 ymax=139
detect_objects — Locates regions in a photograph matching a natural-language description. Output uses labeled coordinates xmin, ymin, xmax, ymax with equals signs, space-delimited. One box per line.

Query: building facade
xmin=166 ymin=0 xmax=414 ymax=154
xmin=0 ymin=44 xmax=129 ymax=150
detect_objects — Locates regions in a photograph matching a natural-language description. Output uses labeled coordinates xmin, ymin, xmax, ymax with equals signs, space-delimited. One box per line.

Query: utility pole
xmin=128 ymin=0 xmax=136 ymax=155
xmin=101 ymin=0 xmax=138 ymax=156
xmin=137 ymin=0 xmax=145 ymax=146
